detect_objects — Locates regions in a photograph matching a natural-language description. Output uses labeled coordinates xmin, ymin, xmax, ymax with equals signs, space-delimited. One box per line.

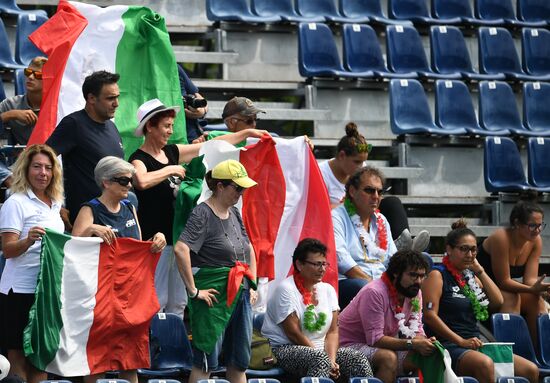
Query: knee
xmin=477 ymin=356 xmax=494 ymax=381
xmin=373 ymin=349 xmax=398 ymax=371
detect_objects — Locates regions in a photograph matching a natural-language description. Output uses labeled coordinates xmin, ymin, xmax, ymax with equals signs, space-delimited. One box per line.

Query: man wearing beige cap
xmin=206 ymin=96 xmax=266 ymax=147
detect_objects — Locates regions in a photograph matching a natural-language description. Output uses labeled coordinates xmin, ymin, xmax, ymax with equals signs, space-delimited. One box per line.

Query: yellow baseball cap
xmin=212 ymin=160 xmax=257 ymax=189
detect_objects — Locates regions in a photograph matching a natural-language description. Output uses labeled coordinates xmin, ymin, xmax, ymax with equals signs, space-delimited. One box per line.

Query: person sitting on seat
xmin=261 ymin=238 xmax=373 ymax=380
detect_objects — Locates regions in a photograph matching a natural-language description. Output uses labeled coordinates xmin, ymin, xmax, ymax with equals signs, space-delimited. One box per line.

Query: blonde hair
xmin=29 ymin=56 xmax=47 ymax=69
xmin=10 ymin=144 xmax=64 ymax=203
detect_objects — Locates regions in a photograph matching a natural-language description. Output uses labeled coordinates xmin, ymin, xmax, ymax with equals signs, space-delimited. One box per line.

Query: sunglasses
xmin=24 ymin=68 xmax=43 ymax=80
xmin=454 ymin=244 xmax=478 ymax=255
xmin=226 ymin=183 xmax=245 ymax=193
xmin=356 ymin=143 xmax=373 ymax=153
xmin=110 ymin=176 xmax=132 ymax=186
xmin=233 ymin=117 xmax=259 ymax=126
xmin=363 ymin=186 xmax=390 ymax=195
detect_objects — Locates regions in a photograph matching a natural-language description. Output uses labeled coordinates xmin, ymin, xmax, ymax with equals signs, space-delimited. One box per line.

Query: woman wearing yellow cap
xmin=175 ymin=159 xmax=257 ymax=383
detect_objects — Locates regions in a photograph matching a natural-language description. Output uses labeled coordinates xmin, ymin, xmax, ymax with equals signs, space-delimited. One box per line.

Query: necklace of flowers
xmin=381 ymin=272 xmax=421 ymax=339
xmin=293 ymin=272 xmax=327 ymax=332
xmin=344 ymin=198 xmax=388 ymax=263
xmin=442 ymin=255 xmax=490 ymax=321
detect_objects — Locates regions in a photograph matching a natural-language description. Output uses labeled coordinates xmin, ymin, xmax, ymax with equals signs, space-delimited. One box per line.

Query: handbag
xmin=248 ymin=329 xmax=277 ymax=370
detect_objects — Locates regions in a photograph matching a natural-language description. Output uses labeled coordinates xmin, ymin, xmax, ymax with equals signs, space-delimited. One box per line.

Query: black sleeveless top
xmin=84 ymin=198 xmax=140 ymax=240
xmin=425 ymin=265 xmax=479 ymax=342
xmin=477 ymin=244 xmax=526 ymax=280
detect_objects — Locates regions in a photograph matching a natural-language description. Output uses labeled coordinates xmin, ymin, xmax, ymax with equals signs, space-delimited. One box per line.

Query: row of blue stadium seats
xmin=0 ymin=0 xmax=47 ymax=18
xmin=207 ymin=0 xmax=550 ymax=27
xmin=0 ymin=13 xmax=48 ymax=70
xmin=390 ymin=79 xmax=550 ymax=137
xmin=485 ymin=137 xmax=550 ymax=193
xmin=0 ymin=69 xmax=26 ymax=101
xmin=299 ymin=23 xmax=550 ymax=81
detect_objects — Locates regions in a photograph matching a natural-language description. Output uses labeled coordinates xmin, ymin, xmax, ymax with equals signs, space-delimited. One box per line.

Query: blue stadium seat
xmin=496 ymin=378 xmax=529 ymax=383
xmin=205 ymin=0 xmax=281 ymax=23
xmin=349 ymin=378 xmax=384 ymax=383
xmin=246 ymin=312 xmax=286 ymax=378
xmin=390 ymin=79 xmax=467 ymax=136
xmin=137 ymin=313 xmax=193 ymax=377
xmin=301 ymin=378 xmax=334 ymax=383
xmin=343 ymin=24 xmax=415 ymax=79
xmin=298 ymin=23 xmax=358 ymax=79
xmin=198 ymin=380 xmax=229 ymax=383
xmin=475 ymin=0 xmax=546 ymax=27
xmin=396 ymin=378 xmax=419 ymax=383
xmin=491 ymin=313 xmax=550 ymax=374
xmin=388 ymin=0 xmax=460 ymax=25
xmin=484 ymin=137 xmax=531 ymax=192
xmin=386 ymin=25 xmax=460 ymax=79
xmin=527 ymin=137 xmax=550 ymax=191
xmin=248 ymin=379 xmax=281 ymax=383
xmin=432 ymin=0 xmax=486 ymax=25
xmin=545 ymin=378 xmax=550 ymax=383
xmin=430 ymin=26 xmax=503 ymax=81
xmin=251 ymin=0 xmax=319 ymax=23
xmin=479 ymin=81 xmax=542 ymax=137
xmin=15 ymin=68 xmax=25 ymax=95
xmin=0 ymin=80 xmax=6 ymax=102
xmin=0 ymin=18 xmax=25 ymax=70
xmin=537 ymin=314 xmax=550 ymax=367
xmin=517 ymin=0 xmax=550 ymax=25
xmin=523 ymin=82 xmax=550 ymax=137
xmin=522 ymin=28 xmax=550 ymax=77
xmin=39 ymin=381 xmax=72 ymax=383
xmin=435 ymin=80 xmax=509 ymax=136
xmin=295 ymin=0 xmax=355 ymax=23
xmin=97 ymin=380 xmax=130 ymax=383
xmin=0 ymin=0 xmax=48 ymax=17
xmin=15 ymin=13 xmax=48 ymax=65
xmin=340 ymin=0 xmax=411 ymax=25
xmin=253 ymin=311 xmax=265 ymax=330
xmin=478 ymin=27 xmax=550 ymax=81
xmin=459 ymin=378 xmax=479 ymax=383
xmin=148 ymin=380 xmax=181 ymax=383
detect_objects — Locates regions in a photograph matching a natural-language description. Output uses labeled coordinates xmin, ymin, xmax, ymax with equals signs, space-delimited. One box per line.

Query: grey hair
xmin=94 ymin=156 xmax=135 ymax=189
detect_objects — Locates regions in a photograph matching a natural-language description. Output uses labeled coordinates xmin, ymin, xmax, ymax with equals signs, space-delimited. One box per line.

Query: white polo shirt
xmin=0 ymin=189 xmax=64 ymax=294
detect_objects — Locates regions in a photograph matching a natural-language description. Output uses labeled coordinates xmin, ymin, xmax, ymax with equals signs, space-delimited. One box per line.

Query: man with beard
xmin=338 ymin=250 xmax=436 ymax=383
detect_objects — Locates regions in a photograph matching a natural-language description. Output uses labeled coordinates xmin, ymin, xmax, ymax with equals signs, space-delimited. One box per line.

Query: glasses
xmin=24 ymin=68 xmax=43 ymax=79
xmin=454 ymin=244 xmax=478 ymax=255
xmin=110 ymin=176 xmax=132 ymax=186
xmin=226 ymin=183 xmax=244 ymax=193
xmin=363 ymin=186 xmax=389 ymax=195
xmin=407 ymin=271 xmax=427 ymax=281
xmin=302 ymin=260 xmax=330 ymax=269
xmin=356 ymin=143 xmax=373 ymax=153
xmin=232 ymin=117 xmax=259 ymax=125
xmin=524 ymin=222 xmax=546 ymax=232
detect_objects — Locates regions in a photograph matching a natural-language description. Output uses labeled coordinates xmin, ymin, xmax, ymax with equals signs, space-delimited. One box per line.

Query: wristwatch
xmin=406 ymin=339 xmax=413 ymax=350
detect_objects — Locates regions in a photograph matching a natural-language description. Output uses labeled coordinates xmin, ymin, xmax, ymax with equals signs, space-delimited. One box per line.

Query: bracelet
xmin=188 ymin=288 xmax=199 ymax=299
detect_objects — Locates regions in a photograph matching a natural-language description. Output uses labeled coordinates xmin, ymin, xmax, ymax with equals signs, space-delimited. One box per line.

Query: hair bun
xmin=451 ymin=218 xmax=468 ymax=230
xmin=345 ymin=122 xmax=359 ymax=138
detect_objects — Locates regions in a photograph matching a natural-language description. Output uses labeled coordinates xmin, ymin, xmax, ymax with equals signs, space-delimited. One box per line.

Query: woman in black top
xmin=422 ymin=220 xmax=538 ymax=383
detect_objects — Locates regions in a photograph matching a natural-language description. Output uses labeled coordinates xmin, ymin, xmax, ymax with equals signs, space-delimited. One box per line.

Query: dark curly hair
xmin=292 ymin=238 xmax=327 ymax=270
xmin=344 ymin=166 xmax=386 ymax=200
xmin=385 ymin=249 xmax=429 ymax=281
xmin=509 ymin=200 xmax=544 ymax=228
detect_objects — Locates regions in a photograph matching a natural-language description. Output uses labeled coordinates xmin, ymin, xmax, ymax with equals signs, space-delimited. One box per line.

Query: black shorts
xmin=0 ymin=290 xmax=35 ymax=350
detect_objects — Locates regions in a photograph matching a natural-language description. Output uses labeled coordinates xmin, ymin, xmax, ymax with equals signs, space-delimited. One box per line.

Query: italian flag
xmin=194 ymin=136 xmax=338 ymax=291
xmin=23 ymin=230 xmax=161 ymax=376
xmin=27 ymin=0 xmax=186 ymax=157
xmin=480 ymin=342 xmax=515 ymax=378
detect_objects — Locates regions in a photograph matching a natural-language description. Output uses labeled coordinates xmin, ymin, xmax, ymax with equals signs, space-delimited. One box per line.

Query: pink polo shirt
xmin=339 ymin=278 xmax=425 ymax=347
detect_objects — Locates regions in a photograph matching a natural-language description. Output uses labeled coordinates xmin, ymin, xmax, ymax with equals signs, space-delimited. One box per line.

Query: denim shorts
xmin=192 ymin=288 xmax=253 ymax=371
xmin=441 ymin=341 xmax=473 ymax=371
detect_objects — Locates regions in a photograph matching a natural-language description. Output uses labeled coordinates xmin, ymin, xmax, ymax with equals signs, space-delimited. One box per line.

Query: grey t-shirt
xmin=0 ymin=94 xmax=36 ymax=144
xmin=179 ymin=202 xmax=251 ymax=267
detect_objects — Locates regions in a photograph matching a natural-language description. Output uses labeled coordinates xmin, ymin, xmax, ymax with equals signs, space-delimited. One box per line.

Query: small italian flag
xmin=23 ymin=230 xmax=161 ymax=376
xmin=27 ymin=0 xmax=186 ymax=157
xmin=480 ymin=342 xmax=515 ymax=379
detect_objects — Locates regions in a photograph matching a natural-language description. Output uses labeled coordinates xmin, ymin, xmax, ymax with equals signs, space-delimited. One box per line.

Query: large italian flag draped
xmin=27 ymin=0 xmax=186 ymax=157
xmin=23 ymin=230 xmax=161 ymax=376
xmin=195 ymin=136 xmax=338 ymax=291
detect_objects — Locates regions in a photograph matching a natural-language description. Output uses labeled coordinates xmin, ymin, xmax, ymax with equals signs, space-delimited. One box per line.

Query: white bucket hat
xmin=134 ymin=98 xmax=180 ymax=137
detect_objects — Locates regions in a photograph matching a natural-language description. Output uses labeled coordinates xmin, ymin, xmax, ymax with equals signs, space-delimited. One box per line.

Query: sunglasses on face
xmin=233 ymin=117 xmax=259 ymax=126
xmin=454 ymin=244 xmax=478 ymax=255
xmin=110 ymin=176 xmax=132 ymax=186
xmin=24 ymin=68 xmax=43 ymax=80
xmin=363 ymin=186 xmax=389 ymax=196
xmin=226 ymin=183 xmax=245 ymax=193
xmin=524 ymin=222 xmax=546 ymax=232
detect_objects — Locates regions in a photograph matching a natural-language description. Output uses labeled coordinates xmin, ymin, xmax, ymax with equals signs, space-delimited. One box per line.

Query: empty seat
xmin=386 ymin=25 xmax=460 ymax=79
xmin=432 ymin=0 xmax=486 ymax=25
xmin=478 ymin=27 xmax=550 ymax=81
xmin=343 ymin=24 xmax=415 ymax=78
xmin=435 ymin=80 xmax=509 ymax=136
xmin=430 ymin=26 xmax=503 ymax=80
xmin=388 ymin=0 xmax=459 ymax=24
xmin=492 ymin=313 xmax=550 ymax=373
xmin=475 ymin=0 xmax=546 ymax=27
xmin=390 ymin=79 xmax=468 ymax=135
xmin=517 ymin=0 xmax=550 ymax=25
xmin=339 ymin=0 xmax=411 ymax=25
xmin=537 ymin=314 xmax=550 ymax=367
xmin=479 ymin=81 xmax=543 ymax=137
xmin=527 ymin=137 xmax=550 ymax=190
xmin=0 ymin=18 xmax=24 ymax=70
xmin=522 ymin=28 xmax=550 ymax=77
xmin=15 ymin=13 xmax=48 ymax=65
xmin=295 ymin=0 xmax=352 ymax=23
xmin=0 ymin=0 xmax=48 ymax=17
xmin=484 ymin=137 xmax=531 ymax=192
xmin=251 ymin=0 xmax=319 ymax=23
xmin=205 ymin=0 xmax=281 ymax=23
xmin=523 ymin=82 xmax=550 ymax=137
xmin=298 ymin=23 xmax=358 ymax=79
xmin=14 ymin=68 xmax=25 ymax=95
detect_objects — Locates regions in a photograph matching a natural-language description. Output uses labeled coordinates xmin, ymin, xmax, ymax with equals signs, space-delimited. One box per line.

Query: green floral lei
xmin=303 ymin=304 xmax=327 ymax=332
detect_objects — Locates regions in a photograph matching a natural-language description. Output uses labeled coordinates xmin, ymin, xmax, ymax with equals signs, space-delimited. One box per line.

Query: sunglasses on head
xmin=233 ymin=117 xmax=259 ymax=126
xmin=110 ymin=176 xmax=132 ymax=186
xmin=24 ymin=68 xmax=43 ymax=80
xmin=356 ymin=143 xmax=373 ymax=153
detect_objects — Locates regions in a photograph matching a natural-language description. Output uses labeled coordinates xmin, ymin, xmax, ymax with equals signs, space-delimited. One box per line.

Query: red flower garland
xmin=381 ymin=272 xmax=402 ymax=313
xmin=442 ymin=255 xmax=466 ymax=288
xmin=293 ymin=272 xmax=313 ymax=305
xmin=376 ymin=209 xmax=388 ymax=251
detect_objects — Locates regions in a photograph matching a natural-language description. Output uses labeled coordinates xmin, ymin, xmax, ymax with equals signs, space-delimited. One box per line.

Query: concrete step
xmin=207 ymin=101 xmax=330 ymax=121
xmin=410 ymin=224 xmax=499 ymax=237
xmin=398 ymin=195 xmax=491 ymax=206
xmin=173 ymin=48 xmax=238 ymax=64
xmin=194 ymin=79 xmax=302 ymax=91
xmin=409 ymin=217 xmax=483 ymax=226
